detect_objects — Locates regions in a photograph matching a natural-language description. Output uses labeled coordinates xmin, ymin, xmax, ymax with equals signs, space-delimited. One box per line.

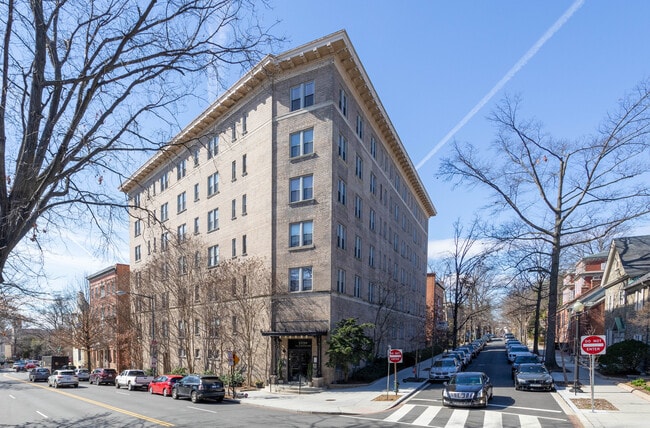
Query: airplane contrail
xmin=415 ymin=0 xmax=585 ymax=170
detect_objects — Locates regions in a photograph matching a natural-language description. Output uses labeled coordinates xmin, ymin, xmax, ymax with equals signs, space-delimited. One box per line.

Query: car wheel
xmin=115 ymin=381 xmax=120 ymax=389
xmin=172 ymin=389 xmax=179 ymax=400
xmin=216 ymin=397 xmax=223 ymax=403
xmin=163 ymin=388 xmax=169 ymax=397
xmin=191 ymin=391 xmax=199 ymax=403
xmin=74 ymin=384 xmax=79 ymax=388
xmin=128 ymin=382 xmax=133 ymax=391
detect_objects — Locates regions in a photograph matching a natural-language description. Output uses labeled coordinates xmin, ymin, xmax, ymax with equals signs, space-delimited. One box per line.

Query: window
xmin=354 ymin=236 xmax=362 ymax=259
xmin=177 ymin=159 xmax=186 ymax=180
xmin=134 ymin=219 xmax=142 ymax=237
xmin=338 ymin=134 xmax=347 ymax=161
xmin=208 ymin=208 xmax=219 ymax=232
xmin=178 ymin=320 xmax=187 ymax=338
xmin=338 ymin=89 xmax=347 ymax=116
xmin=231 ymin=123 xmax=237 ymax=141
xmin=177 ymin=191 xmax=186 ymax=213
xmin=160 ymin=203 xmax=168 ymax=222
xmin=207 ymin=172 xmax=219 ymax=196
xmin=178 ymin=256 xmax=187 ymax=275
xmin=232 ymin=238 xmax=237 ymax=258
xmin=370 ymin=173 xmax=376 ymax=195
xmin=208 ymin=245 xmax=219 ymax=267
xmin=369 ymin=245 xmax=375 ymax=267
xmin=337 ymin=269 xmax=346 ymax=293
xmin=290 ymin=81 xmax=314 ymax=111
xmin=241 ymin=194 xmax=247 ymax=215
xmin=231 ymin=160 xmax=236 ymax=181
xmin=354 ymin=195 xmax=362 ymax=219
xmin=160 ymin=173 xmax=168 ymax=191
xmin=208 ymin=135 xmax=219 ymax=159
xmin=289 ymin=267 xmax=313 ymax=292
xmin=369 ymin=209 xmax=376 ymax=231
xmin=355 ymin=155 xmax=363 ymax=179
xmin=290 ymin=128 xmax=314 ymax=158
xmin=242 ymin=113 xmax=247 ymax=134
xmin=356 ymin=115 xmax=364 ymax=139
xmin=290 ymin=175 xmax=314 ymax=202
xmin=133 ymin=193 xmax=141 ymax=208
xmin=193 ymin=148 xmax=200 ymax=166
xmin=337 ymin=179 xmax=346 ymax=205
xmin=368 ymin=282 xmax=375 ymax=303
xmin=161 ymin=232 xmax=169 ymax=251
xmin=242 ymin=154 xmax=247 ymax=175
xmin=231 ymin=199 xmax=236 ymax=219
xmin=194 ymin=217 xmax=199 ymax=234
xmin=290 ymin=221 xmax=313 ymax=247
xmin=370 ymin=136 xmax=377 ymax=158
xmin=354 ymin=275 xmax=361 ymax=298
xmin=177 ymin=224 xmax=186 ymax=243
xmin=336 ymin=224 xmax=346 ymax=249
xmin=242 ymin=234 xmax=247 ymax=255
xmin=135 ymin=245 xmax=141 ymax=261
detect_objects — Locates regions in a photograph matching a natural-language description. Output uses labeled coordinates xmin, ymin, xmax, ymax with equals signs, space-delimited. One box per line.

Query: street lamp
xmin=117 ymin=290 xmax=156 ymax=376
xmin=570 ymin=301 xmax=584 ymax=394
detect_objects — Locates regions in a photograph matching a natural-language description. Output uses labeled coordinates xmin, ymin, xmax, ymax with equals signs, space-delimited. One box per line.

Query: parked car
xmin=149 ymin=375 xmax=184 ymax=397
xmin=172 ymin=374 xmax=226 ymax=403
xmin=511 ymin=353 xmax=542 ymax=378
xmin=12 ymin=360 xmax=26 ymax=371
xmin=115 ymin=369 xmax=155 ymax=391
xmin=429 ymin=358 xmax=461 ymax=382
xmin=89 ymin=368 xmax=117 ymax=385
xmin=25 ymin=360 xmax=39 ymax=370
xmin=48 ymin=369 xmax=79 ymax=388
xmin=29 ymin=367 xmax=51 ymax=382
xmin=75 ymin=368 xmax=90 ymax=381
xmin=442 ymin=372 xmax=493 ymax=408
xmin=507 ymin=345 xmax=531 ymax=363
xmin=514 ymin=363 xmax=555 ymax=391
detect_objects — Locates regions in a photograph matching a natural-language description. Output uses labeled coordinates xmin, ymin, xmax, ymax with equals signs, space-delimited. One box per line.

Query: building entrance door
xmin=287 ymin=339 xmax=312 ymax=382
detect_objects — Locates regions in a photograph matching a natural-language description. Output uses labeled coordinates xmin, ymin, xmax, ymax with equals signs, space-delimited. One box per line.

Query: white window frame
xmin=208 ymin=135 xmax=219 ymax=159
xmin=290 ymin=175 xmax=314 ymax=203
xmin=160 ymin=202 xmax=168 ymax=222
xmin=289 ymin=221 xmax=313 ymax=247
xmin=337 ymin=269 xmax=346 ymax=294
xmin=338 ymin=88 xmax=347 ymax=116
xmin=177 ymin=191 xmax=186 ymax=213
xmin=290 ymin=128 xmax=314 ymax=158
xmin=337 ymin=223 xmax=346 ymax=249
xmin=289 ymin=266 xmax=313 ymax=292
xmin=207 ymin=172 xmax=219 ymax=196
xmin=338 ymin=134 xmax=347 ymax=161
xmin=290 ymin=81 xmax=314 ymax=111
xmin=208 ymin=208 xmax=219 ymax=232
xmin=208 ymin=245 xmax=220 ymax=267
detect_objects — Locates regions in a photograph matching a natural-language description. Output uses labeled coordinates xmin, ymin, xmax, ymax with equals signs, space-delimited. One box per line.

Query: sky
xmin=32 ymin=0 xmax=650 ymax=294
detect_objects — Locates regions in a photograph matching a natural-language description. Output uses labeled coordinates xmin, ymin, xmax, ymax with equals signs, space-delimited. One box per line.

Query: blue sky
xmin=35 ymin=0 xmax=650 ymax=292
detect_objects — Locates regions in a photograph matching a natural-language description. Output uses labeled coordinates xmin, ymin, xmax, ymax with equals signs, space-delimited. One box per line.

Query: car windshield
xmin=433 ymin=359 xmax=455 ymax=368
xmin=452 ymin=375 xmax=483 ymax=385
xmin=516 ymin=356 xmax=538 ymax=363
xmin=510 ymin=346 xmax=528 ymax=352
xmin=520 ymin=365 xmax=547 ymax=373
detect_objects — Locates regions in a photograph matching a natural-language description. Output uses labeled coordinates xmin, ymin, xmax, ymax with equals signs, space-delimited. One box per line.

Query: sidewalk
xmin=242 ymin=358 xmax=433 ymax=415
xmin=551 ymin=351 xmax=650 ymax=428
xmin=242 ymin=351 xmax=650 ymax=428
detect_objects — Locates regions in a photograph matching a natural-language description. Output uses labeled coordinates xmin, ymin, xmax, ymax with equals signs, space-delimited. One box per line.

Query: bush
xmin=170 ymin=367 xmax=187 ymax=375
xmin=598 ymin=339 xmax=649 ymax=375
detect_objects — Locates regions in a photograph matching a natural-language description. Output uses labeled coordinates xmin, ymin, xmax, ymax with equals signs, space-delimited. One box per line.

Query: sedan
xmin=149 ymin=374 xmax=183 ymax=397
xmin=75 ymin=368 xmax=90 ymax=381
xmin=442 ymin=372 xmax=493 ymax=408
xmin=429 ymin=358 xmax=461 ymax=382
xmin=48 ymin=370 xmax=79 ymax=388
xmin=29 ymin=367 xmax=51 ymax=382
xmin=514 ymin=363 xmax=555 ymax=391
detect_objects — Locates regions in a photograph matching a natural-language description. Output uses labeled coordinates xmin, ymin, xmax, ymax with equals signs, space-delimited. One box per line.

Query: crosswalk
xmin=378 ymin=404 xmax=571 ymax=428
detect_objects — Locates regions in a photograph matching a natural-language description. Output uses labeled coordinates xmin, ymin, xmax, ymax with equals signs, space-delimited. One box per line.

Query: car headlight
xmin=476 ymin=389 xmax=485 ymax=398
xmin=442 ymin=389 xmax=450 ymax=398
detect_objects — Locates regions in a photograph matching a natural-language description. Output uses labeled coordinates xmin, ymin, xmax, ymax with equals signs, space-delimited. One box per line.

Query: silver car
xmin=75 ymin=368 xmax=90 ymax=381
xmin=429 ymin=358 xmax=461 ymax=382
xmin=48 ymin=369 xmax=79 ymax=388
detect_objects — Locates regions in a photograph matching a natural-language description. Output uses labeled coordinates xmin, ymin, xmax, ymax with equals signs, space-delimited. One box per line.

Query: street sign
xmin=388 ymin=348 xmax=403 ymax=363
xmin=581 ymin=335 xmax=606 ymax=355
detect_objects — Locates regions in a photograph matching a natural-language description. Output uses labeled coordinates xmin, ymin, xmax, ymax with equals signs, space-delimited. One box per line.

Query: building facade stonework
xmin=120 ymin=31 xmax=436 ymax=385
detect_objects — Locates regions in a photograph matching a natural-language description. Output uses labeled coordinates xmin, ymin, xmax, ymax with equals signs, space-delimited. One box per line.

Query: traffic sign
xmin=388 ymin=348 xmax=403 ymax=363
xmin=581 ymin=335 xmax=606 ymax=355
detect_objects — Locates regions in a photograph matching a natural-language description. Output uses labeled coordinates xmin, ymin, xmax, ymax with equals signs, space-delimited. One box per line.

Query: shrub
xmin=170 ymin=367 xmax=187 ymax=375
xmin=598 ymin=339 xmax=649 ymax=375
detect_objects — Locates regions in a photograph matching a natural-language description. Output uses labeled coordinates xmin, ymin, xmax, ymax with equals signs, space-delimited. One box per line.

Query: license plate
xmin=530 ymin=383 xmax=541 ymax=387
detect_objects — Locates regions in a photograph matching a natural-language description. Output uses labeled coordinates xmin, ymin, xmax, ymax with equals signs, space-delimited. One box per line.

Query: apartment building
xmin=120 ymin=30 xmax=436 ymax=384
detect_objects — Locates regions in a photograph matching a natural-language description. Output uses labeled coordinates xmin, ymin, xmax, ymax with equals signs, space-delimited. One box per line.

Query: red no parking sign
xmin=388 ymin=348 xmax=403 ymax=363
xmin=581 ymin=335 xmax=607 ymax=355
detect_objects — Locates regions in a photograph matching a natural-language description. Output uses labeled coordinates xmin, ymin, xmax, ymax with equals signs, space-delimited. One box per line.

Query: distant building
xmin=426 ymin=273 xmax=447 ymax=348
xmin=120 ymin=31 xmax=436 ymax=384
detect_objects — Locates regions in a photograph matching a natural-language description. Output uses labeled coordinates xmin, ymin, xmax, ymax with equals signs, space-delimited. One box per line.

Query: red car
xmin=148 ymin=374 xmax=183 ymax=397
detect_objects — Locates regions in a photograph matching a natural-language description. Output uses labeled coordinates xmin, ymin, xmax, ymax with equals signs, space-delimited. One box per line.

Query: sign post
xmin=388 ymin=349 xmax=403 ymax=395
xmin=581 ymin=335 xmax=606 ymax=412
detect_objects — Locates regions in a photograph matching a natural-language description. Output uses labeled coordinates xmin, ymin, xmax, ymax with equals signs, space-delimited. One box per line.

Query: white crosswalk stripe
xmin=519 ymin=414 xmax=542 ymax=428
xmin=444 ymin=409 xmax=469 ymax=428
xmin=383 ymin=403 xmax=415 ymax=423
xmin=483 ymin=410 xmax=502 ymax=428
xmin=412 ymin=405 xmax=442 ymax=426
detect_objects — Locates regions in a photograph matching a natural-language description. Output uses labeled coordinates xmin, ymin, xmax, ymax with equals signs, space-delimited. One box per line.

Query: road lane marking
xmin=520 ymin=414 xmax=542 ymax=428
xmin=187 ymin=406 xmax=217 ymax=413
xmin=383 ymin=403 xmax=414 ymax=422
xmin=412 ymin=405 xmax=441 ymax=426
xmin=483 ymin=411 xmax=502 ymax=428
xmin=444 ymin=408 xmax=469 ymax=427
xmin=5 ymin=374 xmax=174 ymax=427
xmin=488 ymin=403 xmax=563 ymax=413
xmin=36 ymin=411 xmax=49 ymax=418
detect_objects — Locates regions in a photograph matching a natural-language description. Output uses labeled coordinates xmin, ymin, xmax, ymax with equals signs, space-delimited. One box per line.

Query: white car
xmin=48 ymin=369 xmax=79 ymax=388
xmin=429 ymin=358 xmax=461 ymax=382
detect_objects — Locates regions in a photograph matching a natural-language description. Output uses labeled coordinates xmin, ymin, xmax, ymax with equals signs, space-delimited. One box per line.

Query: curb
xmin=617 ymin=382 xmax=650 ymax=402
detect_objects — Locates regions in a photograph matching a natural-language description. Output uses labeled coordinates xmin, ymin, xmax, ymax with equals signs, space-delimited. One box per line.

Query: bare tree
xmin=439 ymin=86 xmax=650 ymax=367
xmin=0 ymin=0 xmax=280 ymax=286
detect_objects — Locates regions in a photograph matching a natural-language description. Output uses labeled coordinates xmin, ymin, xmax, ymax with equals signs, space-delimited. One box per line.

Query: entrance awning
xmin=261 ymin=330 xmax=328 ymax=337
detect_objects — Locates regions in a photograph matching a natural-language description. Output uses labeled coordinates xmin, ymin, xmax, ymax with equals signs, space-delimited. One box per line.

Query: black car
xmin=442 ymin=372 xmax=493 ymax=408
xmin=511 ymin=353 xmax=541 ymax=378
xmin=514 ymin=363 xmax=555 ymax=391
xmin=89 ymin=368 xmax=117 ymax=385
xmin=172 ymin=374 xmax=226 ymax=403
xmin=29 ymin=367 xmax=51 ymax=382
